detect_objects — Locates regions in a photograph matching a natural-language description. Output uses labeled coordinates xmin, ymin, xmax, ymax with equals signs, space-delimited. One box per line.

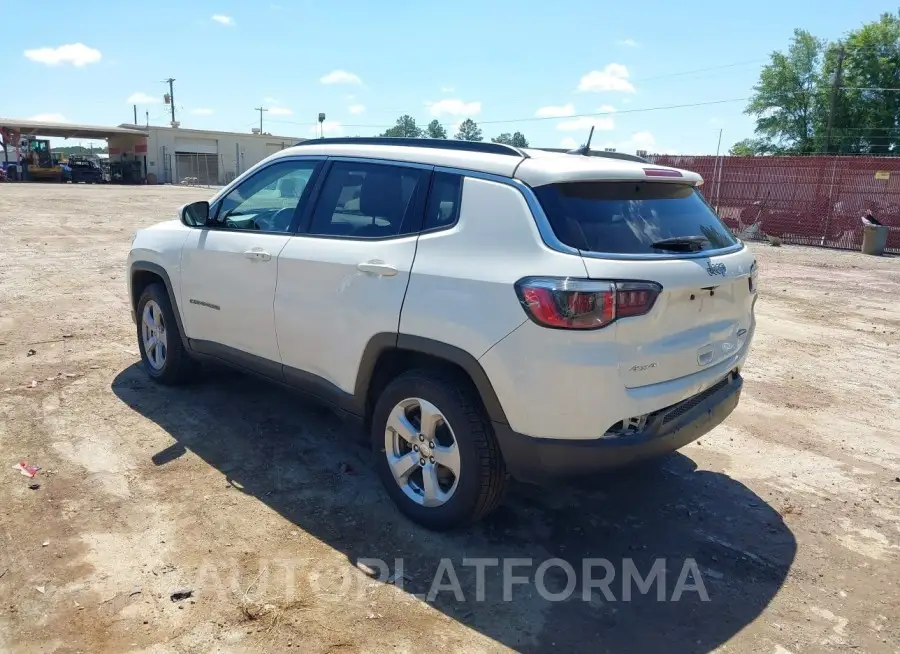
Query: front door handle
xmin=244 ymin=249 xmax=272 ymax=262
xmin=357 ymin=260 xmax=398 ymax=277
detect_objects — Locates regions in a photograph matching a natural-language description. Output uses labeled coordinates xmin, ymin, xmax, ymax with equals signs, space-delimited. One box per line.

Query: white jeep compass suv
xmin=127 ymin=137 xmax=757 ymax=530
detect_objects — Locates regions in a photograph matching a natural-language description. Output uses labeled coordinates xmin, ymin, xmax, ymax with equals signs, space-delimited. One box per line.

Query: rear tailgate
xmin=580 ymin=250 xmax=756 ymax=387
xmin=529 ymin=178 xmax=758 ymax=388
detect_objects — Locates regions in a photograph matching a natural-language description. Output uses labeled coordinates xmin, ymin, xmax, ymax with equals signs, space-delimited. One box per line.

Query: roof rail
xmin=292 ymin=137 xmax=528 ymax=158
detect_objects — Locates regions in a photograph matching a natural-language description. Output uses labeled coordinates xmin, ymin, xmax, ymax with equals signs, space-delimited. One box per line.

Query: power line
xmin=263 ymin=97 xmax=751 ymax=132
xmin=355 ymin=60 xmax=765 ymax=118
xmin=477 ymin=98 xmax=750 ymax=126
xmin=629 ymin=59 xmax=764 ymax=83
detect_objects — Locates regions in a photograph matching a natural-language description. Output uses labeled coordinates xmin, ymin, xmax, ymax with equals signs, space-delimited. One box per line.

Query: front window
xmin=212 ymin=160 xmax=319 ymax=232
xmin=533 ymin=181 xmax=738 ymax=254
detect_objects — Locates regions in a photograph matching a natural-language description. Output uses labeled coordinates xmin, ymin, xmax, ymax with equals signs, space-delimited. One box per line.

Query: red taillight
xmin=515 ymin=278 xmax=661 ymax=330
xmin=643 ymin=167 xmax=683 ymax=178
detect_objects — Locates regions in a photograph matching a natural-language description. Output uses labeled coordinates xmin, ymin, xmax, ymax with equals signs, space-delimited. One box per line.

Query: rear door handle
xmin=357 ymin=260 xmax=398 ymax=277
xmin=244 ymin=249 xmax=272 ymax=262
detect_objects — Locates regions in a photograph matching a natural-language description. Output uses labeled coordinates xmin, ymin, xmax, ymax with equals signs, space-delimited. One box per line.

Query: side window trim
xmin=295 ymin=158 xmax=434 ymax=240
xmin=290 ymin=158 xmax=333 ymax=235
xmin=421 ymin=171 xmax=464 ymax=235
xmin=206 ymin=156 xmax=326 ymax=231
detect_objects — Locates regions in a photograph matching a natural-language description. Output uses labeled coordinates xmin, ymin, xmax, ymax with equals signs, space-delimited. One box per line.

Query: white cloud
xmin=617 ymin=38 xmax=639 ymax=47
xmin=320 ymin=70 xmax=362 ymax=85
xmin=535 ymin=103 xmax=575 ymax=118
xmin=269 ymin=107 xmax=293 ymax=116
xmin=598 ymin=104 xmax=616 ymax=113
xmin=212 ymin=14 xmax=234 ymax=26
xmin=127 ymin=92 xmax=160 ymax=104
xmin=348 ymin=104 xmax=366 ymax=115
xmin=24 ymin=43 xmax=101 ymax=67
xmin=29 ymin=113 xmax=67 ymax=123
xmin=577 ymin=64 xmax=635 ymax=93
xmin=602 ymin=131 xmax=659 ymax=154
xmin=441 ymin=86 xmax=455 ymax=93
xmin=560 ymin=137 xmax=579 ymax=149
xmin=191 ymin=108 xmax=214 ymax=115
xmin=556 ymin=116 xmax=615 ymax=132
xmin=632 ymin=131 xmax=656 ymax=147
xmin=264 ymin=97 xmax=278 ymax=104
xmin=311 ymin=120 xmax=343 ymax=136
xmin=427 ymin=98 xmax=482 ymax=117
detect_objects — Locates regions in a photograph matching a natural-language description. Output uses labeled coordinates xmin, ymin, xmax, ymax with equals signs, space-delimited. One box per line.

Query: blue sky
xmin=5 ymin=0 xmax=891 ymax=154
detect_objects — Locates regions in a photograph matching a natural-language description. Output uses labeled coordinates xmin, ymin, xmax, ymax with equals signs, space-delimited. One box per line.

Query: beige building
xmin=0 ymin=117 xmax=305 ymax=185
xmin=114 ymin=124 xmax=306 ymax=185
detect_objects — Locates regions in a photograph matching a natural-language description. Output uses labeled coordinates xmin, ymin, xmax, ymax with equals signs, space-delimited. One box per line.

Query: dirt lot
xmin=1 ymin=183 xmax=898 ymax=653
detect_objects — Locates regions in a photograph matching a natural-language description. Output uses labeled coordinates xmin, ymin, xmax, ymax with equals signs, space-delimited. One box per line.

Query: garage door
xmin=174 ymin=137 xmax=218 ymax=154
xmin=265 ymin=143 xmax=283 ymax=157
xmin=175 ymin=153 xmax=219 ymax=185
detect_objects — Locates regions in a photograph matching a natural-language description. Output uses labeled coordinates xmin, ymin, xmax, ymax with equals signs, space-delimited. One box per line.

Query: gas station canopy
xmin=0 ymin=117 xmax=149 ymax=140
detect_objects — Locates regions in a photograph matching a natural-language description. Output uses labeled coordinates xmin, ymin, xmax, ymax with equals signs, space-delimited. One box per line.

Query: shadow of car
xmin=112 ymin=363 xmax=796 ymax=653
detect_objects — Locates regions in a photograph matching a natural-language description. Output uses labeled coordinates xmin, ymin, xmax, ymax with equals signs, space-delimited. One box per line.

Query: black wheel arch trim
xmin=356 ymin=333 xmax=509 ymax=425
xmin=129 ymin=261 xmax=191 ymax=351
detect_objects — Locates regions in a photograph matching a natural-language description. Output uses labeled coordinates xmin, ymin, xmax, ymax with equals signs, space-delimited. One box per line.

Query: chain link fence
xmin=649 ymin=154 xmax=900 ymax=254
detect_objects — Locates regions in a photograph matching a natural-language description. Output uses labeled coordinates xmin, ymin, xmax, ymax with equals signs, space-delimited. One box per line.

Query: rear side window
xmin=307 ymin=161 xmax=428 ymax=239
xmin=423 ymin=172 xmax=462 ymax=231
xmin=532 ymin=182 xmax=738 ymax=254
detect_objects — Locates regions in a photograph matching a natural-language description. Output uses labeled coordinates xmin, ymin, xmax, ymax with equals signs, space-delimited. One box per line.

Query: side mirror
xmin=181 ymin=201 xmax=210 ymax=227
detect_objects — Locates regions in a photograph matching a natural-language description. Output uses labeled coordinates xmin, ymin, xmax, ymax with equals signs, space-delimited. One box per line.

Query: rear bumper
xmin=493 ymin=371 xmax=742 ymax=484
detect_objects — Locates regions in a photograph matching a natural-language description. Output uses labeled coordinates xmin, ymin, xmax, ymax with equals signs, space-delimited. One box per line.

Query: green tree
xmin=379 ymin=115 xmax=423 ymax=138
xmin=741 ymin=12 xmax=900 ymax=155
xmin=425 ymin=120 xmax=447 ymax=139
xmin=454 ymin=118 xmax=483 ymax=141
xmin=729 ymin=138 xmax=776 ymax=156
xmin=824 ymin=12 xmax=900 ymax=153
xmin=492 ymin=131 xmax=529 ymax=147
xmin=744 ymin=28 xmax=827 ymax=154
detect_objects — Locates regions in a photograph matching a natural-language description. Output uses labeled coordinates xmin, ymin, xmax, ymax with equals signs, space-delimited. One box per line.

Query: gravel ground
xmin=0 ymin=183 xmax=898 ymax=654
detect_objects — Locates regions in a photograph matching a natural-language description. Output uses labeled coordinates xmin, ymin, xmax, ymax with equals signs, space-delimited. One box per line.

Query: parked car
xmin=127 ymin=138 xmax=758 ymax=529
xmin=65 ymin=156 xmax=103 ymax=184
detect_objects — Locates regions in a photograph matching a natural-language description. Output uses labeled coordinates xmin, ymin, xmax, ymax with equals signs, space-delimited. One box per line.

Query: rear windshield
xmin=532 ymin=182 xmax=738 ymax=254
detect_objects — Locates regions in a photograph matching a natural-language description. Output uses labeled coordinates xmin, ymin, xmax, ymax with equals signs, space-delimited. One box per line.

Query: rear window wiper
xmin=651 ymin=236 xmax=708 ymax=252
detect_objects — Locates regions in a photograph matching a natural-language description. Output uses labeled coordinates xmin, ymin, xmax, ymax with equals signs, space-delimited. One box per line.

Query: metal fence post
xmin=714 ymin=155 xmax=725 ymax=214
xmin=822 ymin=157 xmax=838 ymax=246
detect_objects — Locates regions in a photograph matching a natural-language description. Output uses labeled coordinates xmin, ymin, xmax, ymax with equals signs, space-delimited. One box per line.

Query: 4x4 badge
xmin=707 ymin=261 xmax=727 ymax=277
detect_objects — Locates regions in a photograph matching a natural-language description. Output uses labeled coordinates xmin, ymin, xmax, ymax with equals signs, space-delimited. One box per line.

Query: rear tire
xmin=371 ymin=368 xmax=508 ymax=530
xmin=136 ymin=283 xmax=197 ymax=385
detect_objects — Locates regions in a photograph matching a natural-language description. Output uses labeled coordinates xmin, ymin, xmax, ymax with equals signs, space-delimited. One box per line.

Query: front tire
xmin=136 ymin=283 xmax=196 ymax=385
xmin=371 ymin=369 xmax=508 ymax=530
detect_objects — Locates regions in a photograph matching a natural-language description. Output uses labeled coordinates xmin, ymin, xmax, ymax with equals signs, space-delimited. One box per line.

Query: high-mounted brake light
xmin=515 ymin=278 xmax=662 ymax=330
xmin=643 ymin=167 xmax=683 ymax=178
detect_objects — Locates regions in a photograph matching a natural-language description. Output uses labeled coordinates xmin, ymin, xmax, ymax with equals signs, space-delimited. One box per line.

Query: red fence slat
xmin=648 ymin=155 xmax=900 ymax=254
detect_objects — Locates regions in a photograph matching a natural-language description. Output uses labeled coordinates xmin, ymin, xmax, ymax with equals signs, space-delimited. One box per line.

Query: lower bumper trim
xmin=493 ymin=373 xmax=743 ymax=484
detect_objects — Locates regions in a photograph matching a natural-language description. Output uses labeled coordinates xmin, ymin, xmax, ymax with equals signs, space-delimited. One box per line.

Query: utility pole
xmin=145 ymin=111 xmax=149 ymax=127
xmin=254 ymin=106 xmax=268 ymax=133
xmin=825 ymin=45 xmax=846 ymax=154
xmin=133 ymin=105 xmax=138 ymax=125
xmin=164 ymin=78 xmax=176 ymax=125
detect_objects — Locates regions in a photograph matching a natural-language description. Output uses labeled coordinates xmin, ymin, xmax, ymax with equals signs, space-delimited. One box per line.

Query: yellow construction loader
xmin=25 ymin=139 xmax=62 ymax=182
